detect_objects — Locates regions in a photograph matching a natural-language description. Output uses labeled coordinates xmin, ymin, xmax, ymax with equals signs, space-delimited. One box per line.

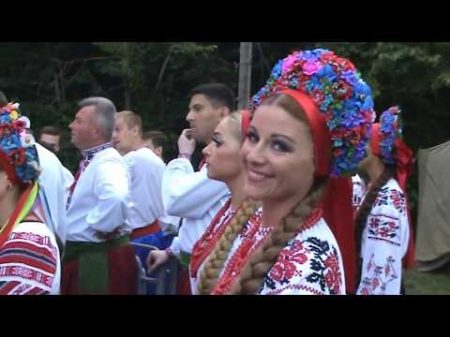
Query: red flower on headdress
xmin=332 ymin=80 xmax=353 ymax=100
xmin=8 ymin=148 xmax=26 ymax=165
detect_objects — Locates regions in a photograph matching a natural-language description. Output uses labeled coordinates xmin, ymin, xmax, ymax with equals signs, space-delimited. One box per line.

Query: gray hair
xmin=78 ymin=97 xmax=117 ymax=140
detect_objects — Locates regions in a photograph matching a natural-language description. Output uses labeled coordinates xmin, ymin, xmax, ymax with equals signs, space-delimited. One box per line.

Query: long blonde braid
xmin=230 ymin=180 xmax=327 ymax=294
xmin=197 ymin=199 xmax=259 ymax=295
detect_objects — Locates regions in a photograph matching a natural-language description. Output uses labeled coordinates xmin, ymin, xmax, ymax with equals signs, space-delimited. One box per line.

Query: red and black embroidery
xmin=358 ymin=254 xmax=398 ymax=294
xmin=389 ymin=189 xmax=406 ymax=213
xmin=375 ymin=186 xmax=405 ymax=214
xmin=368 ymin=215 xmax=400 ymax=245
xmin=268 ymin=240 xmax=309 ymax=286
xmin=263 ymin=236 xmax=343 ymax=295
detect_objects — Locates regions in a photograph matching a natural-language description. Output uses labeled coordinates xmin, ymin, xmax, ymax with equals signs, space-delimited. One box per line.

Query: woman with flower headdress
xmin=194 ymin=49 xmax=374 ymax=295
xmin=355 ymin=106 xmax=415 ymax=295
xmin=0 ymin=103 xmax=60 ymax=295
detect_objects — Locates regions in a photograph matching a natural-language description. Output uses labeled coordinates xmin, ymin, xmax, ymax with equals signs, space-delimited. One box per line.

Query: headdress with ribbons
xmin=0 ymin=102 xmax=41 ymax=247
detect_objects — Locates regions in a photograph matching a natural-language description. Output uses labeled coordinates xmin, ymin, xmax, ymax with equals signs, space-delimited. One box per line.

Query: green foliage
xmin=0 ymin=42 xmax=449 ymax=204
xmin=405 ymin=269 xmax=450 ymax=294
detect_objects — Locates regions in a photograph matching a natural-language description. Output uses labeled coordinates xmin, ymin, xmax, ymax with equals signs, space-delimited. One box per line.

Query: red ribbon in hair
xmin=282 ymin=88 xmax=357 ymax=294
xmin=281 ymin=89 xmax=331 ymax=177
xmin=241 ymin=110 xmax=251 ymax=142
xmin=395 ymin=138 xmax=414 ymax=193
xmin=370 ymin=124 xmax=381 ymax=157
xmin=0 ymin=149 xmax=20 ymax=185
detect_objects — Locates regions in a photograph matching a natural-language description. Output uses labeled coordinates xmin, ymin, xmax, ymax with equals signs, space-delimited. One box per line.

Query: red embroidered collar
xmin=190 ymin=198 xmax=236 ymax=278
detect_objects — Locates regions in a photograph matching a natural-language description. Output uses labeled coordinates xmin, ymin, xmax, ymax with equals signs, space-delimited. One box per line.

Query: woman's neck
xmin=0 ymin=191 xmax=20 ymax=228
xmin=227 ymin=174 xmax=246 ymax=209
xmin=261 ymin=197 xmax=302 ymax=228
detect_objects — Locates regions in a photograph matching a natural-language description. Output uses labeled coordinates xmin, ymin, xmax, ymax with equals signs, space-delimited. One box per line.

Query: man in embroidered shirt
xmin=148 ymin=83 xmax=234 ymax=294
xmin=62 ymin=97 xmax=137 ymax=294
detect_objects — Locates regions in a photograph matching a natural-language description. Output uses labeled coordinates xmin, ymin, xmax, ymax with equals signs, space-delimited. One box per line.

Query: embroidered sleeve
xmin=260 ymin=237 xmax=344 ymax=295
xmin=357 ymin=186 xmax=408 ymax=295
xmin=0 ymin=232 xmax=58 ymax=295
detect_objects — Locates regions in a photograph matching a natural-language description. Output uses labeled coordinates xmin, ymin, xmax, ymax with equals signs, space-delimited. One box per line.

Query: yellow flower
xmin=10 ymin=110 xmax=18 ymax=120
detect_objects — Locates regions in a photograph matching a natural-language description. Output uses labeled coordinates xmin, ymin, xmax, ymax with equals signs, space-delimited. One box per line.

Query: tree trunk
xmin=238 ymin=42 xmax=253 ymax=110
xmin=123 ymin=42 xmax=131 ymax=109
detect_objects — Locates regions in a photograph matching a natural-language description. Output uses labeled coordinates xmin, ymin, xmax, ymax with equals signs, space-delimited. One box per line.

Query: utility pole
xmin=238 ymin=42 xmax=253 ymax=110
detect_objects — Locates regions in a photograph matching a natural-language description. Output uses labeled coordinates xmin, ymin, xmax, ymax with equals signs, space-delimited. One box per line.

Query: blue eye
xmin=271 ymin=140 xmax=291 ymax=153
xmin=247 ymin=130 xmax=259 ymax=144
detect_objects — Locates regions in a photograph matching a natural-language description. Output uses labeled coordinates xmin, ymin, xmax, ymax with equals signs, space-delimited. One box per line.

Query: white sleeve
xmin=62 ymin=166 xmax=75 ymax=198
xmin=54 ymin=165 xmax=74 ymax=244
xmin=87 ymin=159 xmax=130 ymax=233
xmin=36 ymin=143 xmax=74 ymax=244
xmin=357 ymin=188 xmax=409 ymax=295
xmin=169 ymin=236 xmax=181 ymax=258
xmin=162 ymin=158 xmax=229 ymax=219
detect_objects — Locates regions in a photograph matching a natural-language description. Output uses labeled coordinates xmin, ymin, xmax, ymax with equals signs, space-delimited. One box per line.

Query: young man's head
xmin=186 ymin=83 xmax=235 ymax=144
xmin=39 ymin=126 xmax=61 ymax=153
xmin=142 ymin=130 xmax=168 ymax=160
xmin=69 ymin=97 xmax=117 ymax=151
xmin=112 ymin=110 xmax=143 ymax=155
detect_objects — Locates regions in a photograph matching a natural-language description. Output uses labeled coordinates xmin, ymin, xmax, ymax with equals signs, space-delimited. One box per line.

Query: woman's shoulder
xmin=11 ymin=221 xmax=59 ymax=252
xmin=261 ymin=217 xmax=344 ymax=295
xmin=15 ymin=221 xmax=54 ymax=235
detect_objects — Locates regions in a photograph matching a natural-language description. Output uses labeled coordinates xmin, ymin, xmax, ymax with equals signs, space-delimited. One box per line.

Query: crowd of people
xmin=0 ymin=47 xmax=415 ymax=295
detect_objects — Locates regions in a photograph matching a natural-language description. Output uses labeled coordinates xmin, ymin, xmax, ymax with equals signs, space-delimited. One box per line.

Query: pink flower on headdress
xmin=282 ymin=55 xmax=298 ymax=73
xmin=303 ymin=61 xmax=322 ymax=75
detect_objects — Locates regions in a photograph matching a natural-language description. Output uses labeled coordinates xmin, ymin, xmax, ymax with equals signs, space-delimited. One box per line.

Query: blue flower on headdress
xmin=317 ymin=64 xmax=337 ymax=82
xmin=270 ymin=60 xmax=283 ymax=79
xmin=378 ymin=106 xmax=402 ymax=165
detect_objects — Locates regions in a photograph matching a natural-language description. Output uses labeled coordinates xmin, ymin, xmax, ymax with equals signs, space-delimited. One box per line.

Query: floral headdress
xmin=377 ymin=106 xmax=403 ymax=165
xmin=250 ymin=49 xmax=375 ymax=177
xmin=0 ymin=102 xmax=40 ymax=186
